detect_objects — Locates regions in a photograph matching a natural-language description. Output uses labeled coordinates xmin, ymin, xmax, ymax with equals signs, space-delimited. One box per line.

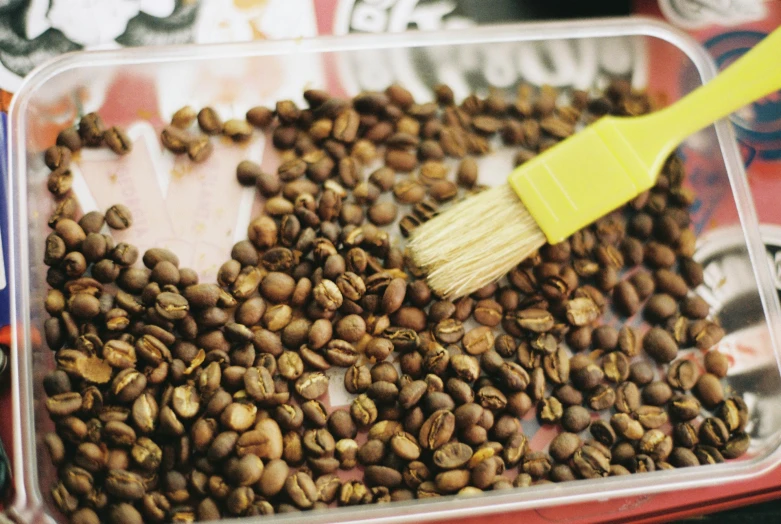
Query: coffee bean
xmin=104 ymin=126 xmax=132 ymax=155
xmin=105 ymin=204 xmax=133 ymax=230
xmin=667 ymin=359 xmax=699 ymax=390
xmin=654 ymin=268 xmax=688 ymax=299
xmin=350 ymin=394 xmax=378 ymax=427
xmin=196 ymin=107 xmax=222 ymax=134
xmin=418 ymin=410 xmax=454 ymax=450
xmin=722 ymin=432 xmax=750 ymax=459
xmin=550 ymin=432 xmax=582 ymax=462
xmin=612 ymin=381 xmax=640 ymax=414
xmin=611 ymin=413 xmax=644 ymax=441
xmin=105 ymin=469 xmax=145 ymax=500
xmin=681 ymin=295 xmax=709 ymax=319
xmin=613 ymin=281 xmax=640 ymax=316
xmin=694 ymin=373 xmax=724 ymax=409
xmin=703 ymin=350 xmax=729 ymax=378
xmin=560 ymin=406 xmax=590 ymax=433
xmin=669 ymin=395 xmax=701 ymax=421
xmin=643 ymin=327 xmax=678 ymax=363
xmin=78 ymin=113 xmax=105 ymax=147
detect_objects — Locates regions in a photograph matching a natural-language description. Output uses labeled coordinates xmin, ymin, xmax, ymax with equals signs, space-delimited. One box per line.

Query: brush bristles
xmin=408 ymin=183 xmax=547 ymax=299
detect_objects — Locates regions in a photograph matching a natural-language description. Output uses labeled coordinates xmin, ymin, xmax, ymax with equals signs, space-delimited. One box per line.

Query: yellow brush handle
xmin=625 ymin=25 xmax=781 ymax=171
xmin=508 ymin=26 xmax=781 ymax=245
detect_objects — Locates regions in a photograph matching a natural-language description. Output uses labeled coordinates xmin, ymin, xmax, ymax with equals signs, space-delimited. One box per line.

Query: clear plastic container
xmin=8 ymin=16 xmax=781 ymax=524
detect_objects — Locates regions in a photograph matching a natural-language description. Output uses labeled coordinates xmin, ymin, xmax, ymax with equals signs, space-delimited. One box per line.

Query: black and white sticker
xmin=332 ymin=0 xmax=647 ymax=99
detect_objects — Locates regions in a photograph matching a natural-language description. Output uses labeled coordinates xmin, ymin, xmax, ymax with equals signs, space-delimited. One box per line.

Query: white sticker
xmin=659 ymin=0 xmax=766 ymax=30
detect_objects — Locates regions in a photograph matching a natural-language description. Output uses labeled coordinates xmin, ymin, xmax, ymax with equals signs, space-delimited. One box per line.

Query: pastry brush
xmin=408 ymin=26 xmax=781 ymax=299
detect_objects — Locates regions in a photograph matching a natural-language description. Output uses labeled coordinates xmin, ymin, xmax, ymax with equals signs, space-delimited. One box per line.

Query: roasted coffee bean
xmin=704 ymin=350 xmax=729 ymax=378
xmin=105 ymin=204 xmax=133 ymax=230
xmin=669 ymin=395 xmax=701 ymax=421
xmin=643 ymin=327 xmax=678 ymax=363
xmin=104 ymin=126 xmax=132 ymax=155
xmin=611 ymin=413 xmax=644 ymax=441
xmin=689 ymin=320 xmax=725 ymax=350
xmin=559 ymin=405 xmax=590 ymax=433
xmin=549 ymin=432 xmax=581 ymax=462
xmin=78 ymin=113 xmax=105 ymax=147
xmin=571 ymin=362 xmax=604 ymax=392
xmin=105 ymin=469 xmax=146 ymax=500
xmin=667 ymin=359 xmax=699 ymax=390
xmin=717 ymin=397 xmax=749 ymax=432
xmin=588 ymin=384 xmax=616 ymax=411
xmin=694 ymin=445 xmax=725 ymax=465
xmin=419 ymin=410 xmax=455 ymax=450
xmin=613 ymin=281 xmax=640 ymax=316
xmin=694 ymin=373 xmax=724 ymax=409
xmin=633 ymin=406 xmax=668 ymax=429
xmin=672 ymin=422 xmax=699 ymax=449
xmin=351 ymin=394 xmax=378 ymax=427
xmin=537 ymin=396 xmax=563 ymax=424
xmin=722 ymin=432 xmax=750 ymax=459
xmin=614 ymin=381 xmax=640 ymax=414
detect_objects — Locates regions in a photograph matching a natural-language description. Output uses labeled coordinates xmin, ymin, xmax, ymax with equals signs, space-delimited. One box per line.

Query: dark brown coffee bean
xmin=107 ymin=503 xmax=143 ymax=524
xmin=105 ymin=204 xmax=133 ymax=230
xmin=654 ymin=268 xmax=688 ymax=299
xmin=645 ymin=241 xmax=676 ymax=268
xmin=195 ymin=107 xmax=222 ymax=134
xmin=668 ymin=447 xmax=698 ymax=468
xmin=611 ymin=413 xmax=644 ymax=441
xmin=667 ymin=359 xmax=700 ymax=390
xmin=104 ymin=126 xmax=132 ymax=155
xmin=722 ymin=432 xmax=750 ymax=459
xmin=561 ymin=405 xmax=590 ymax=433
xmin=688 ymin=320 xmax=725 ymax=350
xmin=243 ymin=106 xmax=274 ymax=130
xmin=672 ymin=422 xmax=699 ymax=449
xmin=44 ymin=145 xmax=72 ymax=172
xmin=155 ymin=292 xmax=189 ymax=321
xmin=419 ymin=409 xmax=455 ymax=450
xmin=694 ymin=445 xmax=725 ymax=465
xmin=680 ymin=257 xmax=704 ymax=287
xmin=702 ymin=350 xmax=728 ymax=378
xmin=105 ymin=469 xmax=145 ymax=500
xmin=681 ymin=296 xmax=710 ymax=319
xmin=642 ymin=381 xmax=672 ymax=406
xmin=643 ymin=327 xmax=678 ymax=363
xmin=615 ymin=381 xmax=641 ymax=414
xmin=221 ymin=119 xmax=252 ymax=142
xmin=587 ymin=384 xmax=616 ymax=411
xmin=571 ymin=362 xmax=604 ymax=392
xmin=364 ymin=465 xmax=403 ymax=489
xmin=613 ymin=281 xmax=640 ymax=316
xmin=694 ymin=373 xmax=724 ymax=409
xmin=253 ymin=458 xmax=287 ymax=498
xmin=669 ymin=394 xmax=701 ymax=421
xmin=78 ymin=113 xmax=105 ymax=147
xmin=351 ymin=394 xmax=378 ymax=427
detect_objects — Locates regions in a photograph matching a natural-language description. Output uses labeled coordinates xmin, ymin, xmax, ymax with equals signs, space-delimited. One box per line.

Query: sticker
xmin=332 ymin=0 xmax=647 ymax=98
xmin=659 ymin=0 xmax=767 ymax=30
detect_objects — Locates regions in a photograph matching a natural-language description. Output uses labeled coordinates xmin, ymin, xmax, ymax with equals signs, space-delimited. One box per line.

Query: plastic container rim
xmin=7 ymin=15 xmax=781 ymax=524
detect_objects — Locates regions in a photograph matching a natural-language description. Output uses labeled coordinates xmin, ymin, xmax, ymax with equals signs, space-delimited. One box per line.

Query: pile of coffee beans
xmin=39 ymin=79 xmax=747 ymax=524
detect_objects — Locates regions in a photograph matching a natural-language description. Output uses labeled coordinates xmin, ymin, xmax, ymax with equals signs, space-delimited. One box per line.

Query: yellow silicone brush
xmin=408 ymin=26 xmax=781 ymax=299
